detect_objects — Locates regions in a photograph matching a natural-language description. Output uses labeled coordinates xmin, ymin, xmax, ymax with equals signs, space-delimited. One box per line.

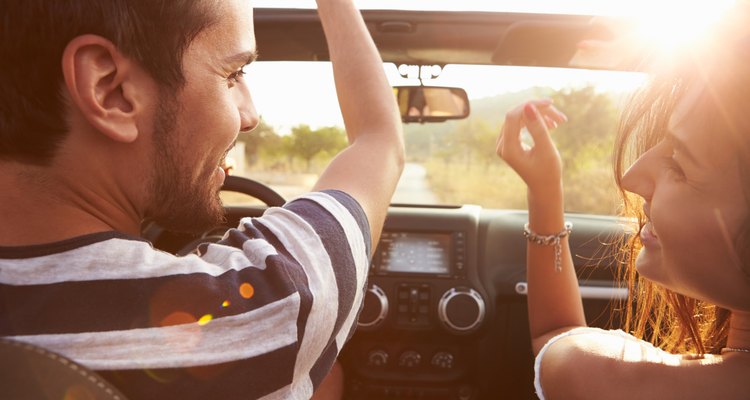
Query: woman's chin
xmin=634 ymin=248 xmax=663 ymax=283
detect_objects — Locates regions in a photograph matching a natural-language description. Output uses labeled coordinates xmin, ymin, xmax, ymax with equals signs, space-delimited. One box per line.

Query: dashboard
xmin=152 ymin=204 xmax=627 ymax=400
xmin=341 ymin=205 xmax=626 ymax=400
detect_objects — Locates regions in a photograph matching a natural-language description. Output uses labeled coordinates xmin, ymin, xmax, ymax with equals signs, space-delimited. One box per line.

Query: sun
xmin=629 ymin=0 xmax=736 ymax=50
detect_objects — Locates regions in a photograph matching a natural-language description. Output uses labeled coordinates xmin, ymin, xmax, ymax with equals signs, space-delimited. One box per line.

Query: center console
xmin=342 ymin=205 xmax=491 ymax=400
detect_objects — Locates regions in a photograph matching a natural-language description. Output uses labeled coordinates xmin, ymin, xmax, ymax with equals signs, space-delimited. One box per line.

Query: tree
xmin=290 ymin=125 xmax=347 ymax=171
xmin=235 ymin=117 xmax=279 ymax=167
xmin=550 ymin=86 xmax=619 ymax=174
xmin=549 ymin=86 xmax=621 ymax=214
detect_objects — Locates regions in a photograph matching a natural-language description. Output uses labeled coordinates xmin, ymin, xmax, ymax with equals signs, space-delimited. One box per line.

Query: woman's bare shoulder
xmin=538 ymin=329 xmax=749 ymax=400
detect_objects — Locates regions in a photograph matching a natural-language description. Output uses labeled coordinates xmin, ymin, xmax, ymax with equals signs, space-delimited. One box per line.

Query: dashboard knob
xmin=431 ymin=351 xmax=455 ymax=369
xmin=358 ymin=284 xmax=389 ymax=330
xmin=366 ymin=349 xmax=389 ymax=367
xmin=398 ymin=350 xmax=422 ymax=368
xmin=437 ymin=287 xmax=486 ymax=334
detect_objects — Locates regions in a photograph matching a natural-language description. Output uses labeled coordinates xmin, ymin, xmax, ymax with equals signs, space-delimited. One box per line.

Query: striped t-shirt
xmin=0 ymin=190 xmax=371 ymax=400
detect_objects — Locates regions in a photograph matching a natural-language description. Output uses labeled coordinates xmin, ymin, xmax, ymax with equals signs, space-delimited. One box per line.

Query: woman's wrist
xmin=527 ymin=185 xmax=565 ymax=233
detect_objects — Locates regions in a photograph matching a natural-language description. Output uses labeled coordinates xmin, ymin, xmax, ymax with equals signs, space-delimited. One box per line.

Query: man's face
xmin=145 ymin=0 xmax=259 ymax=233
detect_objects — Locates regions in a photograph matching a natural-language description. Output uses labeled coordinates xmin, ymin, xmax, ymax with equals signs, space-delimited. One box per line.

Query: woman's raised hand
xmin=496 ymin=100 xmax=567 ymax=195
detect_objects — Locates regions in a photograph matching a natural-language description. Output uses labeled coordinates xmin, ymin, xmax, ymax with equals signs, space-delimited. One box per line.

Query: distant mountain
xmin=404 ymin=87 xmax=553 ymax=159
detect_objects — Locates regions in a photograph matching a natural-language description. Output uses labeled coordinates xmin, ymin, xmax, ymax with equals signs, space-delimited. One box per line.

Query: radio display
xmin=377 ymin=232 xmax=452 ymax=275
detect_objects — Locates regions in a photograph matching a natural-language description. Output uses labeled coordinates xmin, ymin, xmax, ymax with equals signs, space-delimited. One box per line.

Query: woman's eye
xmin=665 ymin=153 xmax=686 ymax=181
xmin=660 ymin=138 xmax=686 ymax=181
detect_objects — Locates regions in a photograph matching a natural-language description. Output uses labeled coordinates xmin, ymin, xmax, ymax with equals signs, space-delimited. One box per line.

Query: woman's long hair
xmin=611 ymin=7 xmax=750 ymax=354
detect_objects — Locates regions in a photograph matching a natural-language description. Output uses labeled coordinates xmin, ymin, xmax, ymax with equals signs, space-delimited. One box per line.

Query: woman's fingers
xmin=497 ymin=100 xmax=567 ymax=163
xmin=496 ymin=100 xmax=567 ymax=189
xmin=528 ymin=98 xmax=553 ymax=107
xmin=496 ymin=103 xmax=525 ymax=159
xmin=522 ymin=103 xmax=559 ymax=154
xmin=543 ymin=115 xmax=557 ymax=130
xmin=536 ymin=102 xmax=568 ymax=124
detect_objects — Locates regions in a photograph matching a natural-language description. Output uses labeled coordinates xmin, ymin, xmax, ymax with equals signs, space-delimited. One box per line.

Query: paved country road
xmin=391 ymin=163 xmax=439 ymax=205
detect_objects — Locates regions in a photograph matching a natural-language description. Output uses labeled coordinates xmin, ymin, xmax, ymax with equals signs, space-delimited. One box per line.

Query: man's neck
xmin=0 ymin=162 xmax=142 ymax=247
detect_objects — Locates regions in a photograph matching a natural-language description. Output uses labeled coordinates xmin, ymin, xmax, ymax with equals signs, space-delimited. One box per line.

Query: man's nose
xmin=240 ymin=102 xmax=259 ymax=133
xmin=236 ymin=81 xmax=259 ymax=133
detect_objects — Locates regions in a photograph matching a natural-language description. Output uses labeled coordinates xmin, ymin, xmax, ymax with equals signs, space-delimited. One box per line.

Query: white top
xmin=534 ymin=327 xmax=670 ymax=400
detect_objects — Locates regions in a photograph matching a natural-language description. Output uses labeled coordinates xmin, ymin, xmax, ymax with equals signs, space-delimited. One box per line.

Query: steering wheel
xmin=221 ymin=175 xmax=286 ymax=208
xmin=143 ymin=176 xmax=287 ymax=255
xmin=172 ymin=176 xmax=286 ymax=256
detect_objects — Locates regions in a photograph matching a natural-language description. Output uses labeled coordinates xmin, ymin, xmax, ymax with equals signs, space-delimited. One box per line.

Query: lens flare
xmin=631 ymin=0 xmax=735 ymax=51
xmin=198 ymin=314 xmax=213 ymax=326
xmin=239 ymin=282 xmax=255 ymax=299
xmin=159 ymin=311 xmax=196 ymax=327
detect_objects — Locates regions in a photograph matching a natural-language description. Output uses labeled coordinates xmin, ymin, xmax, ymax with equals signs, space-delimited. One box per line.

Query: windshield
xmin=252 ymin=0 xmax=733 ymax=16
xmin=223 ymin=61 xmax=646 ymax=215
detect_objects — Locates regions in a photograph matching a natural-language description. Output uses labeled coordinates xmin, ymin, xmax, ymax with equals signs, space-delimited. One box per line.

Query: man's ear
xmin=62 ymin=35 xmax=147 ymax=143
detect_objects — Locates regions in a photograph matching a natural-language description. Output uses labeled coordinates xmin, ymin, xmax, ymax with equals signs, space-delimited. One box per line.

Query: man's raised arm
xmin=312 ymin=0 xmax=405 ymax=249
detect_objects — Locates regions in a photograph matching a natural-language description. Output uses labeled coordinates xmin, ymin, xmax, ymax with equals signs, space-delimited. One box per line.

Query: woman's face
xmin=620 ymin=84 xmax=750 ymax=311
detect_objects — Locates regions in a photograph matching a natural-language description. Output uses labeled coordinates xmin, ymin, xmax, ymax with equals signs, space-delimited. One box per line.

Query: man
xmin=0 ymin=0 xmax=404 ymax=399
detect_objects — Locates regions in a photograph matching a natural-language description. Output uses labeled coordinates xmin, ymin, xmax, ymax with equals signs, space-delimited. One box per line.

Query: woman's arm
xmin=496 ymin=100 xmax=586 ymax=354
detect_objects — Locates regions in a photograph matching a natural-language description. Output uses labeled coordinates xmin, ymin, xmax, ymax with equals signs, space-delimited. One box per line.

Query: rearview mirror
xmin=394 ymin=86 xmax=470 ymax=123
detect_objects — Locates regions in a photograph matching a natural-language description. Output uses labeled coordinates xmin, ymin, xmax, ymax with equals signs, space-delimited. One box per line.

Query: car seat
xmin=0 ymin=337 xmax=127 ymax=399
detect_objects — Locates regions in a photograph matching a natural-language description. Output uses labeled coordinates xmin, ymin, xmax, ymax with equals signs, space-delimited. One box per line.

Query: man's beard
xmin=144 ymin=94 xmax=226 ymax=233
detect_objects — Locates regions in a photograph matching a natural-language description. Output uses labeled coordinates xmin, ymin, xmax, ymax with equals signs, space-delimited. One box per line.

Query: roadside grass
xmin=224 ymin=154 xmax=620 ymax=215
xmin=425 ymin=159 xmax=528 ymax=209
xmin=425 ymin=158 xmax=620 ymax=215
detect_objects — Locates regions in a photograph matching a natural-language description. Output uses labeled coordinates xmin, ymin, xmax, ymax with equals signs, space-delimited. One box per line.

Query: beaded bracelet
xmin=523 ymin=222 xmax=572 ymax=272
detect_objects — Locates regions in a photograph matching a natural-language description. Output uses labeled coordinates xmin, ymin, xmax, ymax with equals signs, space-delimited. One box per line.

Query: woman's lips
xmin=640 ymin=222 xmax=660 ymax=247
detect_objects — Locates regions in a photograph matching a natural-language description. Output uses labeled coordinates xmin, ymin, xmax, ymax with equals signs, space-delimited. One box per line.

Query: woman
xmin=497 ymin=5 xmax=750 ymax=399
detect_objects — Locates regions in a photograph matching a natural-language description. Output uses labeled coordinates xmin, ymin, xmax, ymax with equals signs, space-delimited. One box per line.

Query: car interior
xmin=146 ymin=7 xmax=639 ymax=400
xmin=8 ymin=0 xmax=746 ymax=398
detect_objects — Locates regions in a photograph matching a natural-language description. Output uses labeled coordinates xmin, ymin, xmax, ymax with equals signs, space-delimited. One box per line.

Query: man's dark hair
xmin=0 ymin=0 xmax=218 ymax=165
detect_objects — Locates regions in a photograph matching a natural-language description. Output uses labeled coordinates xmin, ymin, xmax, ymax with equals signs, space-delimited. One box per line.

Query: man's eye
xmin=228 ymin=69 xmax=246 ymax=83
xmin=228 ymin=64 xmax=252 ymax=85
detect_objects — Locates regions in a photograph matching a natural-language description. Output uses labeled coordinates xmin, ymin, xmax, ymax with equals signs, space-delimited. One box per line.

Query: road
xmin=391 ymin=163 xmax=439 ymax=204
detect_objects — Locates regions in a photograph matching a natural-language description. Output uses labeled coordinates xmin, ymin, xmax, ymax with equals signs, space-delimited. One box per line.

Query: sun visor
xmin=491 ymin=20 xmax=614 ymax=69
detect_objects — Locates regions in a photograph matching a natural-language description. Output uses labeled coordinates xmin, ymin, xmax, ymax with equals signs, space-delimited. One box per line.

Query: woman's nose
xmin=620 ymin=147 xmax=657 ymax=201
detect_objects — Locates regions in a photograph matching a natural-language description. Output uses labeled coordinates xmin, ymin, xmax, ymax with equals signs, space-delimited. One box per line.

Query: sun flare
xmin=630 ymin=0 xmax=736 ymax=50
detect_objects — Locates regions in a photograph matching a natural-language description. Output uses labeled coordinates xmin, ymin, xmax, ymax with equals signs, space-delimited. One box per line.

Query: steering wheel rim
xmin=143 ymin=176 xmax=287 ymax=252
xmin=221 ymin=175 xmax=286 ymax=208
xmin=171 ymin=176 xmax=286 ymax=255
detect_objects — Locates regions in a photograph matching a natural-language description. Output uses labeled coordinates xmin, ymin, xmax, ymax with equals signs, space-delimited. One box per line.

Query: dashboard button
xmin=431 ymin=351 xmax=455 ymax=369
xmin=366 ymin=349 xmax=389 ymax=367
xmin=398 ymin=350 xmax=422 ymax=368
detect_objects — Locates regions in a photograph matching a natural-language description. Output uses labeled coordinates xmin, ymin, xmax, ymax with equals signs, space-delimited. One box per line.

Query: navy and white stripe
xmin=0 ymin=190 xmax=370 ymax=400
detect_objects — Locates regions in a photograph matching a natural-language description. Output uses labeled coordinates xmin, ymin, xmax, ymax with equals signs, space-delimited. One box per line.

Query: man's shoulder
xmin=284 ymin=190 xmax=368 ymax=227
xmin=278 ymin=190 xmax=371 ymax=253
